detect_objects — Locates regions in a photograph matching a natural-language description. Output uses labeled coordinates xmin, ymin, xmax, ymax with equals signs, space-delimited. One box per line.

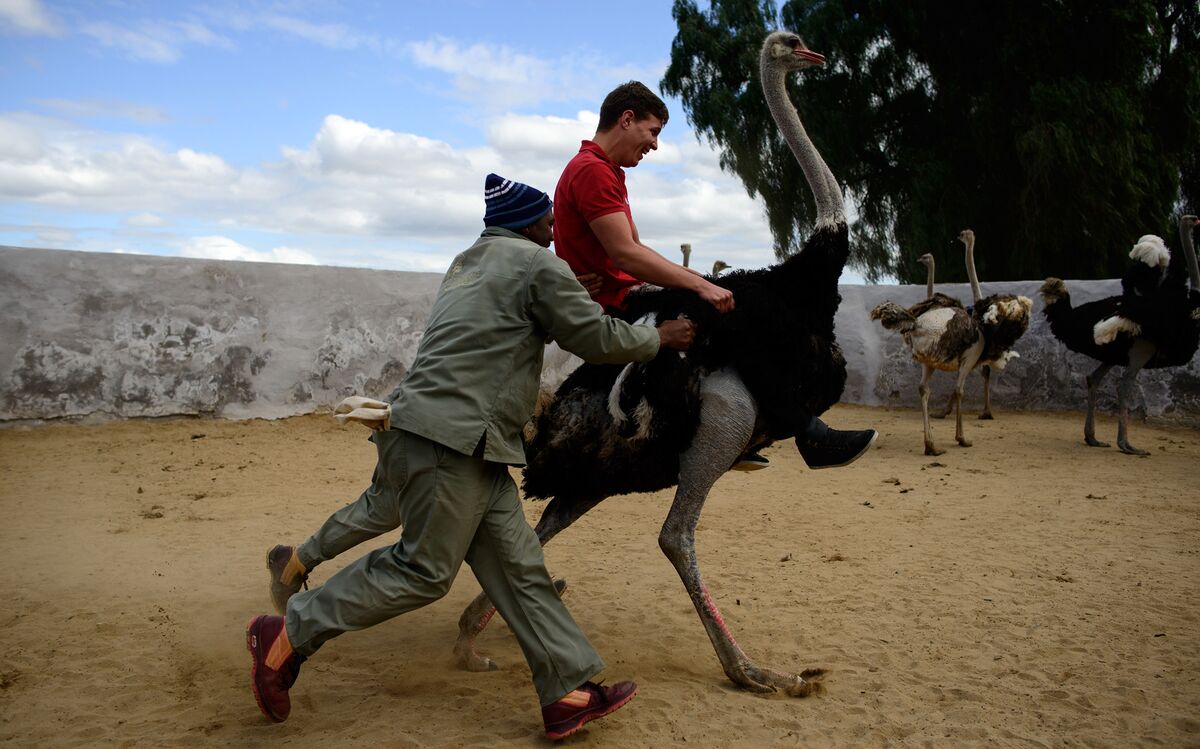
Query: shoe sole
xmin=807 ymin=430 xmax=878 ymax=470
xmin=246 ymin=616 xmax=286 ymax=723
xmin=545 ymin=688 xmax=637 ymax=741
xmin=731 ymin=459 xmax=769 ymax=472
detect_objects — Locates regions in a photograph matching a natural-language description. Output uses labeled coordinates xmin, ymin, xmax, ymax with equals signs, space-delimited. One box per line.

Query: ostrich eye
xmin=787 ymin=37 xmax=801 ymax=49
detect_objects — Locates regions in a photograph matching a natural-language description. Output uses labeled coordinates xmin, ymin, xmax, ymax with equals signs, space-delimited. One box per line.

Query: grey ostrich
xmin=932 ymin=229 xmax=1032 ymax=420
xmin=1040 ymin=215 xmax=1200 ymax=454
xmin=452 ymin=31 xmax=849 ymax=697
xmin=872 ymin=230 xmax=1031 ymax=454
xmin=871 ymin=252 xmax=980 ymax=456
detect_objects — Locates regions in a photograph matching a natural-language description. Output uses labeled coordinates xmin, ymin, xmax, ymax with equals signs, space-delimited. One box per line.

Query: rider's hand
xmin=696 ymin=280 xmax=734 ymax=313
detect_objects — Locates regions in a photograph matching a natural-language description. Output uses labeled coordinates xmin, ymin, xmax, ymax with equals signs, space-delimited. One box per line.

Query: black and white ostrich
xmin=933 ymin=229 xmax=1032 ymax=420
xmin=452 ymin=31 xmax=849 ymax=697
xmin=1040 ymin=215 xmax=1200 ymax=454
xmin=871 ymin=230 xmax=1031 ymax=455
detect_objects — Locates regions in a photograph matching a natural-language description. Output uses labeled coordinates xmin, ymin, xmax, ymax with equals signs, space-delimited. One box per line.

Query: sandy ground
xmin=0 ymin=403 xmax=1198 ymax=748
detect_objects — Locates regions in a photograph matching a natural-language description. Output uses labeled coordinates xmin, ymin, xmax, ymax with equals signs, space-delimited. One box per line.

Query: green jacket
xmin=389 ymin=227 xmax=661 ymax=464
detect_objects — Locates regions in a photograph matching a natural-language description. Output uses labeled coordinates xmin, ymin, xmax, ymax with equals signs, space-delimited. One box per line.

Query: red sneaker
xmin=245 ymin=615 xmax=303 ymax=722
xmin=542 ymin=680 xmax=637 ymax=740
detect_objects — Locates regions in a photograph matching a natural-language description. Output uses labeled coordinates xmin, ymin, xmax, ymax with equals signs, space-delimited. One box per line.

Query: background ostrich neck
xmin=925 ymin=258 xmax=935 ymax=299
xmin=964 ymin=236 xmax=983 ymax=302
xmin=1181 ymin=220 xmax=1199 ymax=290
xmin=759 ymin=63 xmax=842 ymax=226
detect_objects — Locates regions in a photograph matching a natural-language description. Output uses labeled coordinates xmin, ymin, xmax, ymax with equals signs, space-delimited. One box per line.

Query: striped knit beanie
xmin=483 ymin=173 xmax=552 ymax=230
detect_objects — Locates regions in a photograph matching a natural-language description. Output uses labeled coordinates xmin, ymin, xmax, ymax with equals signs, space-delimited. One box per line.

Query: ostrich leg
xmin=453 ymin=493 xmax=606 ymax=672
xmin=979 ymin=365 xmax=994 ymax=419
xmin=919 ymin=364 xmax=944 ymax=456
xmin=952 ymin=364 xmax=973 ymax=448
xmin=932 ymin=386 xmax=954 ymax=420
xmin=1084 ymin=363 xmax=1114 ymax=447
xmin=1115 ymin=340 xmax=1155 ymax=456
xmin=659 ymin=370 xmax=823 ymax=696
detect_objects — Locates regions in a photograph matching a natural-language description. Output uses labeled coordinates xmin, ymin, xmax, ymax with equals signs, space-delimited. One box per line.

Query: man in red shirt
xmin=554 ymin=81 xmax=732 ymax=313
xmin=553 ymin=81 xmax=876 ymax=472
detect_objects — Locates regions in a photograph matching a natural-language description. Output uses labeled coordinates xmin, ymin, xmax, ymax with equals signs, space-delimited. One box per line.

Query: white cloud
xmin=179 ymin=235 xmax=318 ymax=265
xmin=0 ymin=0 xmax=62 ymax=36
xmin=0 ymin=113 xmax=278 ymax=208
xmin=0 ymin=109 xmax=805 ymax=275
xmin=258 ymin=13 xmax=374 ymax=50
xmin=81 ymin=19 xmax=232 ymax=63
xmin=406 ymin=36 xmax=658 ymax=112
xmin=486 ymin=111 xmax=596 ymax=169
xmin=36 ymin=98 xmax=171 ymax=124
xmin=34 ymin=226 xmax=74 ymax=245
xmin=124 ymin=213 xmax=167 ymax=227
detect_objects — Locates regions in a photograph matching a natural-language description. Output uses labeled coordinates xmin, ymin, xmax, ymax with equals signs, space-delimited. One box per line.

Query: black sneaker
xmin=797 ymin=428 xmax=877 ymax=469
xmin=731 ymin=452 xmax=770 ymax=471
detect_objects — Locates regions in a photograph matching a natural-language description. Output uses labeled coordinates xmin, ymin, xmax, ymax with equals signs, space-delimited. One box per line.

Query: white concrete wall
xmin=2 ymin=246 xmax=1198 ymax=425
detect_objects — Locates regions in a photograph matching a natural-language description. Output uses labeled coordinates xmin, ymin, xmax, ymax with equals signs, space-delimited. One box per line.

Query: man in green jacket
xmin=246 ymin=173 xmax=695 ymax=741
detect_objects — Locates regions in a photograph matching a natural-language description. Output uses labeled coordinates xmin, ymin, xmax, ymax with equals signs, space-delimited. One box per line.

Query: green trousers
xmin=285 ymin=429 xmax=604 ymax=706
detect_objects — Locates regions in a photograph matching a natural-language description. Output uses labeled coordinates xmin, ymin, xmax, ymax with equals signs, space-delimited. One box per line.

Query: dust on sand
xmin=0 ymin=404 xmax=1197 ymax=747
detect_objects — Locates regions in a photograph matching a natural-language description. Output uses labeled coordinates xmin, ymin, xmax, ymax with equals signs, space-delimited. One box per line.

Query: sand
xmin=0 ymin=404 xmax=1197 ymax=747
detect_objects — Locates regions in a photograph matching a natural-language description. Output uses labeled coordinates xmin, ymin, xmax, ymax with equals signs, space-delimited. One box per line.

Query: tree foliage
xmin=662 ymin=0 xmax=1199 ymax=283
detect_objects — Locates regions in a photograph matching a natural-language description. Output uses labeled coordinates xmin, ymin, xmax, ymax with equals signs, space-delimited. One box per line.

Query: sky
xmin=0 ymin=0 xmax=870 ymax=282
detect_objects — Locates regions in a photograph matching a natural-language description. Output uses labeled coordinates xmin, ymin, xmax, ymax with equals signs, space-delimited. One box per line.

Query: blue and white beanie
xmin=483 ymin=173 xmax=552 ymax=230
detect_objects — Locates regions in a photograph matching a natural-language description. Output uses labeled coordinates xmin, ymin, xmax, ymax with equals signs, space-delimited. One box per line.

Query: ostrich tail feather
xmin=1094 ymin=316 xmax=1141 ymax=345
xmin=870 ymin=301 xmax=916 ymax=333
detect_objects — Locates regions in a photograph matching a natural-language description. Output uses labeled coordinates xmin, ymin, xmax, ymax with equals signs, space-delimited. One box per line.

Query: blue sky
xmin=0 ymin=0 xmax=871 ymax=281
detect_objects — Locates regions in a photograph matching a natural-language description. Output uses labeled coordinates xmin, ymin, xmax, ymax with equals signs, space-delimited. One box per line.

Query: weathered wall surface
xmin=1 ymin=247 xmax=442 ymax=422
xmin=2 ymin=247 xmax=1198 ymax=426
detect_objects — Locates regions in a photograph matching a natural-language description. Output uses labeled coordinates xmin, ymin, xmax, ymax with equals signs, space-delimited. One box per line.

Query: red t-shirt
xmin=553 ymin=140 xmax=642 ymax=310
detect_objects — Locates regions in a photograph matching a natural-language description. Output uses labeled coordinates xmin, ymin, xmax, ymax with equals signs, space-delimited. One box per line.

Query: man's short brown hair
xmin=597 ymin=81 xmax=669 ymax=131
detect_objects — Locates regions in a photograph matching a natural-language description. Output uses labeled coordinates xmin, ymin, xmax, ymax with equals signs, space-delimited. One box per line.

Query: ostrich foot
xmin=727 ymin=662 xmax=825 ymax=697
xmin=956 ymin=437 xmax=973 ymax=448
xmin=924 ymin=443 xmax=945 ymax=456
xmin=978 ymin=411 xmax=994 ymax=420
xmin=1085 ymin=436 xmax=1110 ymax=448
xmin=1117 ymin=441 xmax=1149 ymax=456
xmin=454 ymin=578 xmax=568 ymax=672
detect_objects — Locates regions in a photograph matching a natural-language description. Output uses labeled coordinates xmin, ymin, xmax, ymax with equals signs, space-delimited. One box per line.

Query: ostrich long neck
xmin=1181 ymin=219 xmax=1199 ymax=291
xmin=759 ymin=63 xmax=844 ymax=228
xmin=925 ymin=258 xmax=936 ymax=299
xmin=964 ymin=235 xmax=983 ymax=302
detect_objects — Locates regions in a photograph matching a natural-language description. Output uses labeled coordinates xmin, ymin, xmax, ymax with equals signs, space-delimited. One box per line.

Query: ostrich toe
xmin=728 ymin=662 xmax=824 ymax=697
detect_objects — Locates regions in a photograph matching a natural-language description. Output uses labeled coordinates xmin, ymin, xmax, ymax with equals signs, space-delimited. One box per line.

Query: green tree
xmin=662 ymin=0 xmax=1199 ymax=283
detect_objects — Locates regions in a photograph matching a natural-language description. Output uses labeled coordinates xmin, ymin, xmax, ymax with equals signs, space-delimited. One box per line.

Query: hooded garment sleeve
xmin=527 ymin=251 xmax=660 ymax=364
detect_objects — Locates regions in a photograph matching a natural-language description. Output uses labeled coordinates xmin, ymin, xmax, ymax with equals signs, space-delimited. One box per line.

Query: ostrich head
xmin=957 ymin=229 xmax=975 ymax=246
xmin=712 ymin=260 xmax=731 ymax=276
xmin=1039 ymin=277 xmax=1068 ymax=305
xmin=917 ymin=253 xmax=934 ymax=269
xmin=760 ymin=31 xmax=826 ymax=71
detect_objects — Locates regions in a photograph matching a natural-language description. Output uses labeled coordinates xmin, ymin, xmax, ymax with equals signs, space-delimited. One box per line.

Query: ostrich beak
xmin=794 ymin=48 xmax=825 ymax=65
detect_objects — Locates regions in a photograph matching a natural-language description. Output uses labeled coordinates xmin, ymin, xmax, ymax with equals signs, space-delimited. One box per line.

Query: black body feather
xmin=522 ymin=224 xmax=850 ymax=502
xmin=1041 ymin=281 xmax=1199 ymax=369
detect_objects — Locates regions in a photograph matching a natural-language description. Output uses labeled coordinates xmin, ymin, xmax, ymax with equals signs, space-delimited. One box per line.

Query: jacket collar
xmin=481 ymin=226 xmax=530 ymax=241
